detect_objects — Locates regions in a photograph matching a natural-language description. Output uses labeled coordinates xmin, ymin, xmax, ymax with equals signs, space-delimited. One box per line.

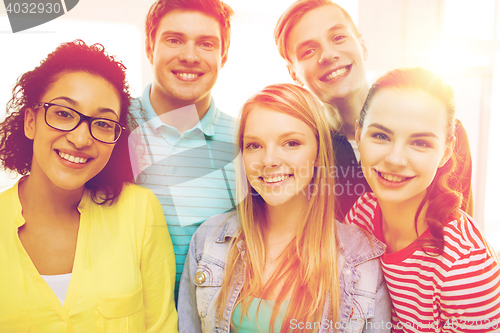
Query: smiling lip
xmin=261 ymin=174 xmax=292 ymax=185
xmin=56 ymin=150 xmax=92 ymax=169
xmin=375 ymin=170 xmax=415 ymax=188
xmin=172 ymin=70 xmax=203 ymax=82
xmin=320 ymin=65 xmax=351 ymax=82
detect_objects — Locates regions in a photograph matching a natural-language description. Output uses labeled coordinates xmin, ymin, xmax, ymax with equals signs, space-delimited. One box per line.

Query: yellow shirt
xmin=0 ymin=182 xmax=178 ymax=332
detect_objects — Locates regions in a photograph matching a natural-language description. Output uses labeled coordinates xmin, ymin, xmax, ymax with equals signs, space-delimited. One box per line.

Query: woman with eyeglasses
xmin=0 ymin=40 xmax=178 ymax=332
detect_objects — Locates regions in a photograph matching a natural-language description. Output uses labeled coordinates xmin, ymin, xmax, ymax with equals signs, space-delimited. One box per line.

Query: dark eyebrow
xmin=198 ymin=35 xmax=220 ymax=41
xmin=159 ymin=31 xmax=185 ymax=39
xmin=294 ymin=24 xmax=347 ymax=54
xmin=161 ymin=31 xmax=220 ymax=43
xmin=368 ymin=123 xmax=439 ymax=139
xmin=410 ymin=132 xmax=438 ymax=139
xmin=368 ymin=123 xmax=393 ymax=135
xmin=49 ymin=96 xmax=119 ymax=119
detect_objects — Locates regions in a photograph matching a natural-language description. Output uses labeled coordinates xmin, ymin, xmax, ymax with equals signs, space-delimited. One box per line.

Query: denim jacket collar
xmin=336 ymin=221 xmax=386 ymax=266
xmin=214 ymin=212 xmax=240 ymax=243
xmin=213 ymin=214 xmax=386 ymax=266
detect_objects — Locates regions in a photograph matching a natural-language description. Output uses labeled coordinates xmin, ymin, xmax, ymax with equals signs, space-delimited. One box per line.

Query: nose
xmin=179 ymin=42 xmax=201 ymax=64
xmin=318 ymin=47 xmax=339 ymax=65
xmin=66 ymin=121 xmax=94 ymax=148
xmin=384 ymin=143 xmax=408 ymax=167
xmin=262 ymin=146 xmax=282 ymax=168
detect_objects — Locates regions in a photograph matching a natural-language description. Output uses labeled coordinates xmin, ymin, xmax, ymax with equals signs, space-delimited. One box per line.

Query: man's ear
xmin=286 ymin=63 xmax=303 ymax=86
xmin=221 ymin=52 xmax=228 ymax=68
xmin=439 ymin=136 xmax=456 ymax=168
xmin=360 ymin=35 xmax=368 ymax=61
xmin=24 ymin=108 xmax=36 ymax=140
xmin=355 ymin=119 xmax=361 ymax=146
xmin=146 ymin=38 xmax=155 ymax=65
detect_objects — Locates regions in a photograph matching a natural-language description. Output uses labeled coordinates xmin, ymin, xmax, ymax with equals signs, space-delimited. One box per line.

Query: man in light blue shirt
xmin=129 ymin=0 xmax=237 ymax=300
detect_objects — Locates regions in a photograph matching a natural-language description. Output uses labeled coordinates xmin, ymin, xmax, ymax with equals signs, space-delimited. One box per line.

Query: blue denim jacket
xmin=178 ymin=212 xmax=391 ymax=333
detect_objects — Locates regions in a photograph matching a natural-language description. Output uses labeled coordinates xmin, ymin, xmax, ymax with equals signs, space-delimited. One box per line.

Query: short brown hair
xmin=145 ymin=0 xmax=234 ymax=60
xmin=274 ymin=0 xmax=360 ymax=62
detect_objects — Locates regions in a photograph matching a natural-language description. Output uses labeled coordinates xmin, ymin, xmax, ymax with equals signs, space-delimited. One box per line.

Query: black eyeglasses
xmin=34 ymin=102 xmax=126 ymax=144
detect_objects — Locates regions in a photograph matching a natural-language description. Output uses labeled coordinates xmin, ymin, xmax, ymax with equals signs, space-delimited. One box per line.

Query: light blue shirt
xmin=129 ymin=84 xmax=238 ymax=299
xmin=231 ymin=298 xmax=289 ymax=333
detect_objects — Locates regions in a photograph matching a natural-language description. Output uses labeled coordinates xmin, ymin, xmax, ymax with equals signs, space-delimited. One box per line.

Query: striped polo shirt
xmin=129 ymin=84 xmax=238 ymax=299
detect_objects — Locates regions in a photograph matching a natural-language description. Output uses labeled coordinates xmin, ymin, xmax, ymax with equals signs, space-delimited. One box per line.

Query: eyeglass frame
xmin=33 ymin=102 xmax=126 ymax=144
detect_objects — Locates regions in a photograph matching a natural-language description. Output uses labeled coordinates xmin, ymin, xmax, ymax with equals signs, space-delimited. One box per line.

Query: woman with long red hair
xmin=348 ymin=67 xmax=500 ymax=332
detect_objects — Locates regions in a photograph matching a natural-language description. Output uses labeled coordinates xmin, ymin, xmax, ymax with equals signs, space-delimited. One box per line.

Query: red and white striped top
xmin=345 ymin=192 xmax=500 ymax=332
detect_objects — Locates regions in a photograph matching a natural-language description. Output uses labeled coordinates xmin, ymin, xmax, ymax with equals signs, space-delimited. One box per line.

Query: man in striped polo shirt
xmin=129 ymin=0 xmax=237 ymax=301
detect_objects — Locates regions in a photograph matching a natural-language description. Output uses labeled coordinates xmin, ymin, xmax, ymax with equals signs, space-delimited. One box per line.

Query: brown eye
xmin=284 ymin=140 xmax=301 ymax=148
xmin=372 ymin=133 xmax=389 ymax=141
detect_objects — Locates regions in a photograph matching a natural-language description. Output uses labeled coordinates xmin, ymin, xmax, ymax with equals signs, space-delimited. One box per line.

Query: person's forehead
xmin=156 ymin=9 xmax=222 ymax=38
xmin=287 ymin=5 xmax=356 ymax=52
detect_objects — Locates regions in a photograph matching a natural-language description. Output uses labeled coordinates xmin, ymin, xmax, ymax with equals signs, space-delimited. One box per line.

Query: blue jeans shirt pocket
xmin=194 ymin=255 xmax=225 ymax=318
xmin=345 ymin=290 xmax=376 ymax=333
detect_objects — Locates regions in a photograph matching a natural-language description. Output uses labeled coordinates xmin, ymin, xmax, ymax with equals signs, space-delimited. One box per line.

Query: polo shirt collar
xmin=141 ymin=84 xmax=216 ymax=137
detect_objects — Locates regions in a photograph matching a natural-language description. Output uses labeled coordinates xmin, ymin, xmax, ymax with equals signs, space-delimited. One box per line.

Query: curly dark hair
xmin=359 ymin=67 xmax=462 ymax=253
xmin=0 ymin=40 xmax=134 ymax=204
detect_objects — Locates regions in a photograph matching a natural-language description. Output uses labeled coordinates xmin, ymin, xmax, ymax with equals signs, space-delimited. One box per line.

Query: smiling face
xmin=242 ymin=107 xmax=318 ymax=208
xmin=24 ymin=71 xmax=121 ymax=192
xmin=356 ymin=88 xmax=453 ymax=205
xmin=286 ymin=5 xmax=368 ymax=105
xmin=146 ymin=9 xmax=225 ymax=111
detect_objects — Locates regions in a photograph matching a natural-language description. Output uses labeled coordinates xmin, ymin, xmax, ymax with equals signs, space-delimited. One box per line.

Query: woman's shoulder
xmin=443 ymin=211 xmax=491 ymax=254
xmin=188 ymin=211 xmax=240 ymax=261
xmin=336 ymin=219 xmax=386 ymax=266
xmin=104 ymin=183 xmax=159 ymax=209
xmin=118 ymin=183 xmax=154 ymax=199
xmin=0 ymin=183 xmax=17 ymax=202
xmin=91 ymin=183 xmax=161 ymax=218
xmin=0 ymin=183 xmax=21 ymax=227
xmin=194 ymin=211 xmax=240 ymax=242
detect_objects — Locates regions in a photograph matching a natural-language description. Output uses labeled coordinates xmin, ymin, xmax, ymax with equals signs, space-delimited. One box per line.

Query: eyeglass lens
xmin=45 ymin=104 xmax=121 ymax=143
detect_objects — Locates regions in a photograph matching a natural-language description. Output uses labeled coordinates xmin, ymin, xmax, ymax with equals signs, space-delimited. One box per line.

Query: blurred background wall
xmin=1 ymin=0 xmax=499 ymax=251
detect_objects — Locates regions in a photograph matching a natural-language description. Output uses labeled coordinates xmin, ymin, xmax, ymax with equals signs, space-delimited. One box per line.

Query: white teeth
xmin=58 ymin=151 xmax=89 ymax=164
xmin=178 ymin=73 xmax=198 ymax=79
xmin=325 ymin=66 xmax=348 ymax=80
xmin=263 ymin=175 xmax=289 ymax=183
xmin=380 ymin=173 xmax=405 ymax=183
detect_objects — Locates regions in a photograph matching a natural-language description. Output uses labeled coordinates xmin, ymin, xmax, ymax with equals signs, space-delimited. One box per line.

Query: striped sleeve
xmin=439 ymin=213 xmax=500 ymax=332
xmin=344 ymin=192 xmax=378 ymax=235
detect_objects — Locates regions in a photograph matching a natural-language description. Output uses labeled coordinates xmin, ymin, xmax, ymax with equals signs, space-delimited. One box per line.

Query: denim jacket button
xmin=195 ymin=271 xmax=207 ymax=285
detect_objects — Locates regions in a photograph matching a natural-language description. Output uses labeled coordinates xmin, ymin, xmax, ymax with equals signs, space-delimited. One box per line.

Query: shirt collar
xmin=214 ymin=211 xmax=240 ymax=243
xmin=336 ymin=219 xmax=386 ymax=265
xmin=12 ymin=179 xmax=91 ymax=228
xmin=140 ymin=84 xmax=217 ymax=137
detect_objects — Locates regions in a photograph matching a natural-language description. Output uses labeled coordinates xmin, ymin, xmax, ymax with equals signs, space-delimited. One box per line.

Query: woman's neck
xmin=19 ymin=173 xmax=84 ymax=223
xmin=264 ymin=198 xmax=307 ymax=242
xmin=378 ymin=192 xmax=429 ymax=254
